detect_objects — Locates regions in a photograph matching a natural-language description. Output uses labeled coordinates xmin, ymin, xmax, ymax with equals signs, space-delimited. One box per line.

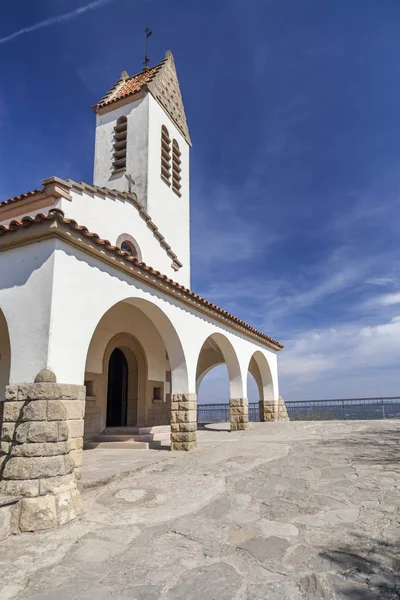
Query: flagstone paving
xmin=0 ymin=420 xmax=399 ymax=599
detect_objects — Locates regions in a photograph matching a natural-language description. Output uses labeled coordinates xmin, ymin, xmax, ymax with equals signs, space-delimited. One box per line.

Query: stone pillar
xmin=260 ymin=396 xmax=289 ymax=422
xmin=170 ymin=393 xmax=197 ymax=451
xmin=230 ymin=398 xmax=249 ymax=431
xmin=0 ymin=370 xmax=85 ymax=533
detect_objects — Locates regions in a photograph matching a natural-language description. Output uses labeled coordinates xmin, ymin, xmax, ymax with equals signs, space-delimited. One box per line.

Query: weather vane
xmin=143 ymin=28 xmax=152 ymax=70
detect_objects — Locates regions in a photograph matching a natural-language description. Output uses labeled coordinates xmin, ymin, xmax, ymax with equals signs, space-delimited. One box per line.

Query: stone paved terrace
xmin=0 ymin=420 xmax=399 ymax=600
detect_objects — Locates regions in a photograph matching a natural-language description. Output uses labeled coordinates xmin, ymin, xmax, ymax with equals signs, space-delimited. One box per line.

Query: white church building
xmin=0 ymin=51 xmax=288 ymax=533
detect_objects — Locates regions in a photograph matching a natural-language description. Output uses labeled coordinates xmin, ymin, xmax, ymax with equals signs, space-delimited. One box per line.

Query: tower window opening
xmin=172 ymin=139 xmax=182 ymax=197
xmin=161 ymin=125 xmax=171 ymax=185
xmin=113 ymin=116 xmax=127 ymax=172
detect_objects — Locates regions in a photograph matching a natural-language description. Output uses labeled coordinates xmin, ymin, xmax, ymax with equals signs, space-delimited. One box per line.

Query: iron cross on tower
xmin=143 ymin=28 xmax=152 ymax=70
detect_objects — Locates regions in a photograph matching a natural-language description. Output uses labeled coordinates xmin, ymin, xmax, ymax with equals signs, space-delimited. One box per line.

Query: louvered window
xmin=161 ymin=125 xmax=171 ymax=185
xmin=172 ymin=139 xmax=182 ymax=196
xmin=113 ymin=116 xmax=127 ymax=172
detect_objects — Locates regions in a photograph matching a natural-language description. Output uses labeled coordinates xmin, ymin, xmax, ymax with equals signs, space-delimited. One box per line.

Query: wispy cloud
xmin=0 ymin=0 xmax=115 ymax=45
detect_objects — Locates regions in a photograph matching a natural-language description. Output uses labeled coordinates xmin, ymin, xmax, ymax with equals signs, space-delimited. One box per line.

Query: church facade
xmin=0 ymin=51 xmax=288 ymax=533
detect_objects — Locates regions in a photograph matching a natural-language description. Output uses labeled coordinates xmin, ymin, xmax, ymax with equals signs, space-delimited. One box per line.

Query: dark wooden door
xmin=107 ymin=348 xmax=128 ymax=427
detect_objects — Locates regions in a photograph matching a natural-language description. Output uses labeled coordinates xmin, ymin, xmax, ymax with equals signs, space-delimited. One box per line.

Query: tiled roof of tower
xmin=0 ymin=210 xmax=283 ymax=351
xmin=93 ymin=51 xmax=192 ymax=146
xmin=94 ymin=63 xmax=162 ymax=110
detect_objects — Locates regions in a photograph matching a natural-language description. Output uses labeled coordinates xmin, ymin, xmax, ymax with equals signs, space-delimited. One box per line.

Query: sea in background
xmin=197 ymin=397 xmax=400 ymax=423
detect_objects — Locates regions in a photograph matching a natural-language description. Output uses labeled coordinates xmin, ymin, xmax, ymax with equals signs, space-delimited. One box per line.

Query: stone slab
xmin=1 ymin=420 xmax=400 ymax=600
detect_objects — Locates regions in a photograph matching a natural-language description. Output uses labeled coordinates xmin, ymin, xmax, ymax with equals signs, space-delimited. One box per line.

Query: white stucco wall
xmin=48 ymin=241 xmax=279 ymax=397
xmin=0 ymin=240 xmax=56 ymax=383
xmin=93 ymin=95 xmax=150 ymax=203
xmin=57 ymin=190 xmax=179 ymax=281
xmin=147 ymin=95 xmax=191 ymax=287
xmin=0 ymin=239 xmax=279 ymax=399
xmin=92 ymin=92 xmax=191 ymax=288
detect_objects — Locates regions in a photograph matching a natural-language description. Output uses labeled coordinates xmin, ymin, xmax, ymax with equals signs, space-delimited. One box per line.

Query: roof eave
xmin=0 ymin=211 xmax=283 ymax=351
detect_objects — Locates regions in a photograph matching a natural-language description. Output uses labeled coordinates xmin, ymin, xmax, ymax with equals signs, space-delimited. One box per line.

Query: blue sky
xmin=1 ymin=0 xmax=400 ymax=402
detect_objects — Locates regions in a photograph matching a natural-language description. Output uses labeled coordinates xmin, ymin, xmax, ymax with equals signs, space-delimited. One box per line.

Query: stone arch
xmin=196 ymin=332 xmax=244 ymax=399
xmin=248 ymin=351 xmax=276 ymax=422
xmin=101 ymin=333 xmax=147 ymax=427
xmin=84 ymin=297 xmax=189 ymax=394
xmin=248 ymin=351 xmax=275 ymax=402
xmin=0 ymin=308 xmax=11 ymax=406
xmin=82 ymin=297 xmax=190 ymax=434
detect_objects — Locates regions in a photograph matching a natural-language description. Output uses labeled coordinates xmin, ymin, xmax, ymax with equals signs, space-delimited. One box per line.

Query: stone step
xmin=89 ymin=434 xmax=143 ymax=443
xmin=85 ymin=441 xmax=149 ymax=450
xmin=140 ymin=433 xmax=171 ymax=442
xmin=136 ymin=426 xmax=171 ymax=435
xmin=104 ymin=426 xmax=171 ymax=436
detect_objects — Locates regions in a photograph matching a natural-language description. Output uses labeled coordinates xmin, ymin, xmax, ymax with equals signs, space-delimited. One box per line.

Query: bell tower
xmin=92 ymin=51 xmax=192 ymax=285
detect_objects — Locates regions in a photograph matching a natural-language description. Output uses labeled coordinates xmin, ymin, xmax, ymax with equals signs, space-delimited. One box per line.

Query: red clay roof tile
xmin=0 ymin=189 xmax=42 ymax=209
xmin=94 ymin=63 xmax=162 ymax=111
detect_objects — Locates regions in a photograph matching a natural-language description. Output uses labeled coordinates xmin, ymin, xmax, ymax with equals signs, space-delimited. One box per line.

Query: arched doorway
xmin=83 ymin=298 xmax=190 ymax=443
xmin=107 ymin=348 xmax=129 ymax=427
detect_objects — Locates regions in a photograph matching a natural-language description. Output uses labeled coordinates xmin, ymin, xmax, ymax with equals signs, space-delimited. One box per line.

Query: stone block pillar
xmin=230 ymin=398 xmax=249 ymax=431
xmin=260 ymin=396 xmax=289 ymax=422
xmin=170 ymin=394 xmax=197 ymax=451
xmin=0 ymin=370 xmax=85 ymax=533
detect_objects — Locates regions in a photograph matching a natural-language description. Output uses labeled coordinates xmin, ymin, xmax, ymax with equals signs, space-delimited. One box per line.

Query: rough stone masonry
xmin=0 ymin=370 xmax=84 ymax=533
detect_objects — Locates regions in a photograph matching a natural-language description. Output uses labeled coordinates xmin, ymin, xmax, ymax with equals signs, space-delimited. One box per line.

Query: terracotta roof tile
xmin=0 ymin=209 xmax=283 ymax=351
xmin=0 ymin=177 xmax=182 ymax=269
xmin=94 ymin=63 xmax=162 ymax=110
xmin=93 ymin=51 xmax=192 ymax=145
xmin=0 ymin=189 xmax=42 ymax=209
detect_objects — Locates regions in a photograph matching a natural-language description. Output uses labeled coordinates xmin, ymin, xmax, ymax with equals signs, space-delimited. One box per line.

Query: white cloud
xmin=376 ymin=292 xmax=400 ymax=307
xmin=280 ymin=316 xmax=400 ymax=400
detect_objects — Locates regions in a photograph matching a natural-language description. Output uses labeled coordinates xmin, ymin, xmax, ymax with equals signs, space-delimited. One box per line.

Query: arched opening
xmin=196 ymin=333 xmax=243 ymax=427
xmin=247 ymin=370 xmax=261 ymax=421
xmin=0 ymin=308 xmax=11 ymax=427
xmin=83 ymin=298 xmax=188 ymax=437
xmin=197 ymin=363 xmax=230 ymax=424
xmin=248 ymin=351 xmax=275 ymax=421
xmin=106 ymin=348 xmax=129 ymax=426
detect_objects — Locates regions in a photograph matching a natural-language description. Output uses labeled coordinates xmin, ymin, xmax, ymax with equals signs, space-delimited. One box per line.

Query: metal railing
xmin=197 ymin=397 xmax=400 ymax=423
